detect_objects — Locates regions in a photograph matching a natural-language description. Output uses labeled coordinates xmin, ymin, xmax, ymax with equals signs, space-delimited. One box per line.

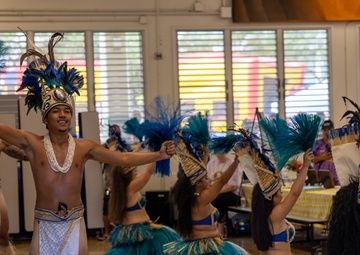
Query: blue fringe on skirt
xmin=105 ymin=222 xmax=180 ymax=255
xmin=163 ymin=236 xmax=248 ymax=255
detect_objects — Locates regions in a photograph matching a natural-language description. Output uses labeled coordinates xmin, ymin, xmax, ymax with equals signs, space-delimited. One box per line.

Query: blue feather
xmin=182 ymin=112 xmax=211 ymax=149
xmin=16 ymin=33 xmax=84 ymax=115
xmin=259 ymin=113 xmax=321 ymax=171
xmin=122 ymin=117 xmax=144 ymax=142
xmin=140 ymin=96 xmax=186 ymax=176
xmin=209 ymin=133 xmax=244 ymax=154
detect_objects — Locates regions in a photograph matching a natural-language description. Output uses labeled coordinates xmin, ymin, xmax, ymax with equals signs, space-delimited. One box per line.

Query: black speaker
xmin=145 ymin=191 xmax=173 ymax=227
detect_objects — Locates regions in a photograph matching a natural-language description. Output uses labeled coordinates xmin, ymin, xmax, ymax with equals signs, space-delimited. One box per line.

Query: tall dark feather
xmin=209 ymin=133 xmax=244 ymax=154
xmin=140 ymin=96 xmax=186 ymax=176
xmin=341 ymin=96 xmax=360 ymax=124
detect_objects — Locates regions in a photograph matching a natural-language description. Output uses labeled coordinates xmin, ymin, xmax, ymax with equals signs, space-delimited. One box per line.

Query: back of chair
xmin=318 ymin=169 xmax=335 ymax=189
xmin=306 ymin=169 xmax=319 ymax=185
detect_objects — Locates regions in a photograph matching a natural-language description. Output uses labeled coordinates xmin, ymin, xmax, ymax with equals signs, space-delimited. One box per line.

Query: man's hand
xmin=160 ymin=140 xmax=175 ymax=159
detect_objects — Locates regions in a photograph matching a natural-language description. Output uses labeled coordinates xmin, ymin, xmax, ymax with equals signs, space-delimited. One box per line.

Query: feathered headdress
xmin=328 ymin=97 xmax=360 ymax=201
xmin=259 ymin=113 xmax=321 ymax=171
xmin=231 ymin=126 xmax=281 ymax=200
xmin=175 ymin=131 xmax=207 ymax=185
xmin=106 ymin=124 xmax=132 ymax=153
xmin=140 ymin=96 xmax=185 ymax=176
xmin=182 ymin=111 xmax=211 ymax=149
xmin=16 ymin=30 xmax=84 ymax=120
xmin=122 ymin=117 xmax=144 ymax=143
xmin=106 ymin=124 xmax=135 ymax=174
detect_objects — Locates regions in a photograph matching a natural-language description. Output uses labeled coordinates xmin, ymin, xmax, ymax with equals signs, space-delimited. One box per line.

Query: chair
xmin=306 ymin=169 xmax=319 ymax=185
xmin=318 ymin=169 xmax=335 ymax=189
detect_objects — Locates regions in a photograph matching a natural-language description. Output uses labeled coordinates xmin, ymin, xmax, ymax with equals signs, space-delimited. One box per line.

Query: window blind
xmin=93 ymin=32 xmax=145 ymax=143
xmin=177 ymin=31 xmax=226 ymax=133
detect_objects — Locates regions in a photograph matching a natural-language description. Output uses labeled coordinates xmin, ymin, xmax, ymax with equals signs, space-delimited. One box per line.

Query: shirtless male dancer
xmin=0 ymin=32 xmax=175 ymax=255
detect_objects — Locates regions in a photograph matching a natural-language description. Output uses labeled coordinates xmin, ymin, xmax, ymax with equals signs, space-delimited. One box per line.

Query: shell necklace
xmin=44 ymin=132 xmax=75 ymax=173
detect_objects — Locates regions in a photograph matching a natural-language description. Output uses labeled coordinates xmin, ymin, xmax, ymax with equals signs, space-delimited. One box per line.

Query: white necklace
xmin=44 ymin=132 xmax=75 ymax=173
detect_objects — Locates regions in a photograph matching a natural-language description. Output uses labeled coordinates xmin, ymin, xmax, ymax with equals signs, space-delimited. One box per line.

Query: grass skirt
xmin=0 ymin=243 xmax=16 ymax=255
xmin=163 ymin=236 xmax=248 ymax=255
xmin=105 ymin=222 xmax=180 ymax=255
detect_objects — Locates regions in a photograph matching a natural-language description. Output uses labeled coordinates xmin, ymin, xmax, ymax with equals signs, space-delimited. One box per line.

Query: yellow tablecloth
xmin=242 ymin=183 xmax=339 ymax=220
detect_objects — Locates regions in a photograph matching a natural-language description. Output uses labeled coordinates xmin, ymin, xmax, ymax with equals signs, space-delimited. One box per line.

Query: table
xmin=241 ymin=183 xmax=339 ymax=220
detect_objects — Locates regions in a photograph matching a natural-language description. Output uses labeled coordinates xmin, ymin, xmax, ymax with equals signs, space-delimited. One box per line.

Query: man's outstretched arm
xmin=0 ymin=141 xmax=28 ymax=161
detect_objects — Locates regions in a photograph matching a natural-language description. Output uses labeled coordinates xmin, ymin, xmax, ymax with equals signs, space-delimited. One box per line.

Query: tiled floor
xmin=10 ymin=227 xmax=328 ymax=254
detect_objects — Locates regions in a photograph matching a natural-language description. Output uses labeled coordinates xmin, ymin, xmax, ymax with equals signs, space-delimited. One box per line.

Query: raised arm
xmin=0 ymin=123 xmax=29 ymax=150
xmin=199 ymin=155 xmax=239 ymax=205
xmin=128 ymin=163 xmax=155 ymax=193
xmin=88 ymin=140 xmax=175 ymax=167
xmin=0 ymin=141 xmax=28 ymax=161
xmin=271 ymin=149 xmax=314 ymax=221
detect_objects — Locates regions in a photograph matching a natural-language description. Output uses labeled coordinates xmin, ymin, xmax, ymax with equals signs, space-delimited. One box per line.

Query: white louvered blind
xmin=177 ymin=29 xmax=330 ymax=134
xmin=93 ymin=32 xmax=145 ymax=143
xmin=177 ymin=31 xmax=227 ymax=133
xmin=232 ymin=30 xmax=278 ymax=130
xmin=0 ymin=32 xmax=27 ymax=95
xmin=283 ymin=29 xmax=330 ymax=119
xmin=35 ymin=32 xmax=87 ymax=133
xmin=0 ymin=32 xmax=28 ymax=125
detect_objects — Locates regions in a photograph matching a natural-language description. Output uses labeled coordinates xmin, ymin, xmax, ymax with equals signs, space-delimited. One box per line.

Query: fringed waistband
xmin=163 ymin=236 xmax=223 ymax=255
xmin=34 ymin=205 xmax=84 ymax=222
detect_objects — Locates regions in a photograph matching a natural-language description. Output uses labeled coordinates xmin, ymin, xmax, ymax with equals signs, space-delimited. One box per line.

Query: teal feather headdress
xmin=328 ymin=97 xmax=360 ymax=194
xmin=16 ymin=30 xmax=84 ymax=120
xmin=140 ymin=96 xmax=186 ymax=176
xmin=122 ymin=117 xmax=144 ymax=143
xmin=174 ymin=130 xmax=207 ymax=185
xmin=231 ymin=125 xmax=280 ymax=200
xmin=182 ymin=111 xmax=211 ymax=149
xmin=259 ymin=113 xmax=321 ymax=171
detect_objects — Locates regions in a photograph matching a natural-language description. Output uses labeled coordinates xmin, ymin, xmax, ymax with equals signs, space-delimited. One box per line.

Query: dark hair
xmin=328 ymin=180 xmax=360 ymax=254
xmin=251 ymin=183 xmax=275 ymax=251
xmin=170 ymin=173 xmax=197 ymax=238
xmin=108 ymin=166 xmax=133 ymax=225
xmin=321 ymin=120 xmax=334 ymax=130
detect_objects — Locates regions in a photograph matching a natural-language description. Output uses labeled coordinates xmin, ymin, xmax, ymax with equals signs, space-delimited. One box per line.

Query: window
xmin=283 ymin=30 xmax=329 ymax=119
xmin=0 ymin=31 xmax=145 ymax=144
xmin=93 ymin=32 xmax=145 ymax=143
xmin=232 ymin=30 xmax=278 ymax=128
xmin=0 ymin=32 xmax=27 ymax=95
xmin=177 ymin=29 xmax=330 ymax=133
xmin=177 ymin=31 xmax=226 ymax=133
